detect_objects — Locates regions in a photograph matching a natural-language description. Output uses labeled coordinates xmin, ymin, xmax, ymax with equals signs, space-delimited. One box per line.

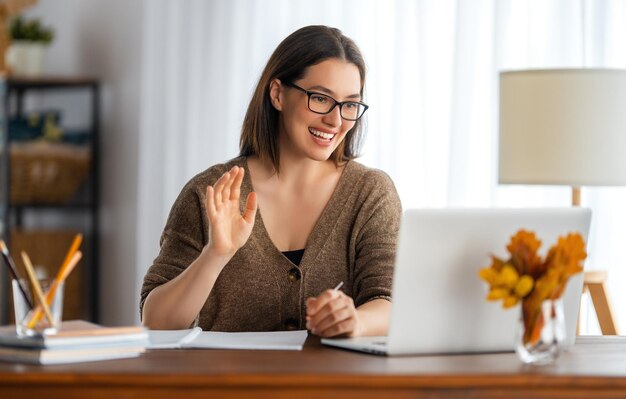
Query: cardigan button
xmin=285 ymin=318 xmax=298 ymax=330
xmin=288 ymin=268 xmax=301 ymax=282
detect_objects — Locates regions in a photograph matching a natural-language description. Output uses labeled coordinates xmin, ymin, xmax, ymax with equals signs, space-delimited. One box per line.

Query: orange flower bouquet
xmin=478 ymin=230 xmax=587 ymax=363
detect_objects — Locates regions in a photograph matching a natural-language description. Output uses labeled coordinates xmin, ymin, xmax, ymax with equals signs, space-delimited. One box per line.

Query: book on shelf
xmin=0 ymin=320 xmax=148 ymax=365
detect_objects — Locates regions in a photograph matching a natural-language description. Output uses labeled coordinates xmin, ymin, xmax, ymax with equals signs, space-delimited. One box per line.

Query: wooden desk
xmin=0 ymin=336 xmax=625 ymax=399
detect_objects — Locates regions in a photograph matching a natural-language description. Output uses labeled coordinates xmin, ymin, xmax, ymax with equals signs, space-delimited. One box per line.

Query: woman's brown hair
xmin=239 ymin=25 xmax=366 ymax=172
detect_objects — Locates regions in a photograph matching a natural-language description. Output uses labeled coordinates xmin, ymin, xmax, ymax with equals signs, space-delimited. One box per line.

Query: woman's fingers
xmin=243 ymin=192 xmax=258 ymax=224
xmin=308 ymin=294 xmax=344 ymax=327
xmin=205 ymin=186 xmax=217 ymax=218
xmin=221 ymin=166 xmax=238 ymax=202
xmin=306 ymin=291 xmax=357 ymax=336
xmin=318 ymin=316 xmax=356 ymax=338
xmin=307 ymin=290 xmax=340 ymax=319
xmin=207 ymin=166 xmax=255 ymax=225
xmin=213 ymin=171 xmax=230 ymax=207
xmin=305 ymin=289 xmax=362 ymax=337
xmin=230 ymin=167 xmax=244 ymax=201
xmin=313 ymin=306 xmax=353 ymax=335
xmin=212 ymin=167 xmax=239 ymax=208
xmin=205 ymin=166 xmax=256 ymax=256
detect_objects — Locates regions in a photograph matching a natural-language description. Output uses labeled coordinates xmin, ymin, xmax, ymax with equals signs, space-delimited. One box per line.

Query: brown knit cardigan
xmin=140 ymin=156 xmax=402 ymax=331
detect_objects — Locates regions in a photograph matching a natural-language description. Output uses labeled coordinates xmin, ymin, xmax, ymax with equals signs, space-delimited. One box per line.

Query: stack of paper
xmin=148 ymin=328 xmax=308 ymax=351
xmin=0 ymin=320 xmax=148 ymax=365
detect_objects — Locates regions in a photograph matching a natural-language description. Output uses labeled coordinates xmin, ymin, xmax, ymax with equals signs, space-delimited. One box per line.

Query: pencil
xmin=21 ymin=252 xmax=54 ymax=325
xmin=0 ymin=240 xmax=34 ymax=309
xmin=58 ymin=234 xmax=82 ymax=277
xmin=25 ymin=234 xmax=82 ymax=327
xmin=27 ymin=251 xmax=82 ymax=329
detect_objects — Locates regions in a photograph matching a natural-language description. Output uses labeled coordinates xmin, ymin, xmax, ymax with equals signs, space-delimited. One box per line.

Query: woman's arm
xmin=355 ymin=298 xmax=391 ymax=336
xmin=141 ymin=247 xmax=231 ymax=330
xmin=142 ymin=166 xmax=257 ymax=329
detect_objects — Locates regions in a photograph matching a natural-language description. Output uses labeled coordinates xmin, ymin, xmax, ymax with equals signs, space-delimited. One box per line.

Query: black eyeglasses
xmin=286 ymin=83 xmax=369 ymax=121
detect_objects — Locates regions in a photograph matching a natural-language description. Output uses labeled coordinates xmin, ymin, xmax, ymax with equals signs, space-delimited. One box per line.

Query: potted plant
xmin=5 ymin=15 xmax=54 ymax=76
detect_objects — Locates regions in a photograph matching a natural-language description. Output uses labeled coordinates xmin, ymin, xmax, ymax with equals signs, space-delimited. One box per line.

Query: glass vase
xmin=516 ymin=298 xmax=565 ymax=365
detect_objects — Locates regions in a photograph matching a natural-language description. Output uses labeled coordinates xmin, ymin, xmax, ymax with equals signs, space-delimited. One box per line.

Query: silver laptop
xmin=322 ymin=208 xmax=592 ymax=356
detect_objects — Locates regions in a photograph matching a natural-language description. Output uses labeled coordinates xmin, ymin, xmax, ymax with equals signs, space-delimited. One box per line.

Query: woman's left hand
xmin=306 ymin=290 xmax=362 ymax=338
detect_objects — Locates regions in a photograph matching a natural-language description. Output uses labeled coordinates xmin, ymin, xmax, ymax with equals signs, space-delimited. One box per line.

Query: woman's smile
xmin=309 ymin=127 xmax=337 ymax=146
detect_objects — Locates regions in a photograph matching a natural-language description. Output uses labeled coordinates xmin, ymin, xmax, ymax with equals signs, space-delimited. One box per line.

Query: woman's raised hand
xmin=205 ymin=166 xmax=257 ymax=258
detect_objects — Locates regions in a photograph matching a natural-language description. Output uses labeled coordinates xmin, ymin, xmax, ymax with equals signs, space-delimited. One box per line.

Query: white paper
xmin=147 ymin=327 xmax=202 ymax=349
xmin=183 ymin=330 xmax=308 ymax=351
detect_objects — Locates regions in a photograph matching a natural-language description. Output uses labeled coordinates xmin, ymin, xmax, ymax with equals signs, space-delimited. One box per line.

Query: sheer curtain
xmin=136 ymin=0 xmax=626 ymax=331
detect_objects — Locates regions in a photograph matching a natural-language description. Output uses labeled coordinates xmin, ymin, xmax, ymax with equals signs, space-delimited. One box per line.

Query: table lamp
xmin=499 ymin=69 xmax=626 ymax=204
xmin=498 ymin=68 xmax=626 ymax=334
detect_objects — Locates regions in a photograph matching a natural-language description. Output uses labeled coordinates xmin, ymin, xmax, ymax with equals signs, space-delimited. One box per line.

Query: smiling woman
xmin=140 ymin=26 xmax=401 ymax=338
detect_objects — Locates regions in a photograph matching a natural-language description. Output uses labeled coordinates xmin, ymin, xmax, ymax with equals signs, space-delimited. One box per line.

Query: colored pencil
xmin=21 ymin=252 xmax=54 ymax=325
xmin=0 ymin=240 xmax=34 ymax=309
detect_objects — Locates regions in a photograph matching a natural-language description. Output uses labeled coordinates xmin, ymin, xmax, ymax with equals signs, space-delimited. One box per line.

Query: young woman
xmin=141 ymin=25 xmax=401 ymax=338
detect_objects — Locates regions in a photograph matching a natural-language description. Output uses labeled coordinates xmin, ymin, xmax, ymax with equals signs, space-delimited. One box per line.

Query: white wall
xmin=24 ymin=0 xmax=144 ymax=325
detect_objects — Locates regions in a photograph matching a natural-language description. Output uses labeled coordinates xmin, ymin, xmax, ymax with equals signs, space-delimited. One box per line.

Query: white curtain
xmin=137 ymin=0 xmax=626 ymax=331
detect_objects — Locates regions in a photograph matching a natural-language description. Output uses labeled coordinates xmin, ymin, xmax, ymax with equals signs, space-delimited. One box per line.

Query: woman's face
xmin=273 ymin=58 xmax=362 ymax=163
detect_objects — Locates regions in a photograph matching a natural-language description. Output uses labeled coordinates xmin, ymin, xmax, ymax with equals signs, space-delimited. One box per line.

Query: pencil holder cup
xmin=12 ymin=279 xmax=64 ymax=336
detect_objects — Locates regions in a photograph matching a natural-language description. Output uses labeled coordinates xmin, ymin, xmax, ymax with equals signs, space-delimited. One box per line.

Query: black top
xmin=282 ymin=249 xmax=305 ymax=266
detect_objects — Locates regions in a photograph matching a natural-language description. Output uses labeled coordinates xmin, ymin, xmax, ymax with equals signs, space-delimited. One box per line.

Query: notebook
xmin=0 ymin=320 xmax=148 ymax=364
xmin=147 ymin=328 xmax=308 ymax=351
xmin=0 ymin=320 xmax=148 ymax=349
xmin=322 ymin=208 xmax=592 ymax=356
xmin=0 ymin=344 xmax=145 ymax=365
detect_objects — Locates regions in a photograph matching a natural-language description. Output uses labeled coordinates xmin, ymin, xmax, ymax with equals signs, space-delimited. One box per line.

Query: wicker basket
xmin=10 ymin=141 xmax=91 ymax=204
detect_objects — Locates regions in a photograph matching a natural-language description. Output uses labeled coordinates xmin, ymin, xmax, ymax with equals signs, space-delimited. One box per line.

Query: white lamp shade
xmin=499 ymin=69 xmax=626 ymax=186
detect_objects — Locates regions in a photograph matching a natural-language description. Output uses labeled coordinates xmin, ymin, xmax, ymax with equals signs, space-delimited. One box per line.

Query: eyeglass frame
xmin=285 ymin=82 xmax=369 ymax=121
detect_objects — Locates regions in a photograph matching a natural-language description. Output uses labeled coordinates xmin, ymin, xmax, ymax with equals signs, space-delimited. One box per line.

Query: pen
xmin=0 ymin=240 xmax=34 ymax=309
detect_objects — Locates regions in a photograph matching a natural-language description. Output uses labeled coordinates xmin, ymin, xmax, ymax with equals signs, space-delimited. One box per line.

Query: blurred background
xmin=0 ymin=0 xmax=624 ymax=333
